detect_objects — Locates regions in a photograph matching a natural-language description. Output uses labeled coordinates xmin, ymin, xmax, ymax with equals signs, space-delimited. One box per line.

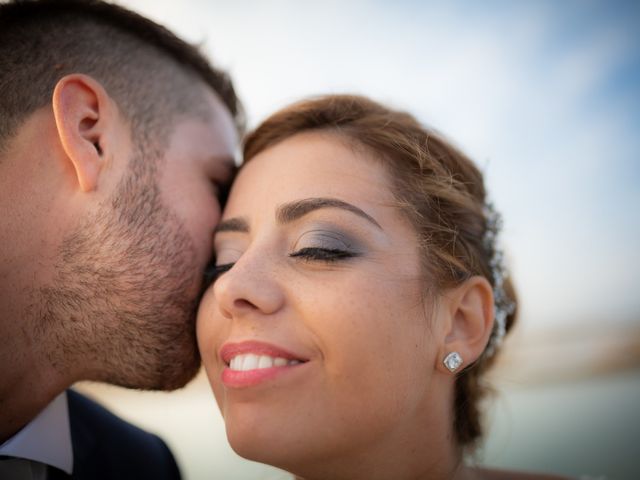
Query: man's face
xmin=40 ymin=90 xmax=238 ymax=390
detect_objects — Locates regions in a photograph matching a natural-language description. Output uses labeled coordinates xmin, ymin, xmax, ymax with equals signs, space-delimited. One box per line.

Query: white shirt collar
xmin=0 ymin=391 xmax=73 ymax=474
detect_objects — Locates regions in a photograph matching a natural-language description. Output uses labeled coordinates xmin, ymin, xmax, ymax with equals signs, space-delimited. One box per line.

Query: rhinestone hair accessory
xmin=483 ymin=201 xmax=516 ymax=357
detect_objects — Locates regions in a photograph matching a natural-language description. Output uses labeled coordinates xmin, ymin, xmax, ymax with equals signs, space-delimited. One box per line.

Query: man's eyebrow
xmin=276 ymin=197 xmax=382 ymax=229
xmin=215 ymin=217 xmax=249 ymax=233
xmin=213 ymin=157 xmax=238 ymax=183
xmin=210 ymin=157 xmax=238 ymax=206
xmin=218 ymin=156 xmax=237 ymax=170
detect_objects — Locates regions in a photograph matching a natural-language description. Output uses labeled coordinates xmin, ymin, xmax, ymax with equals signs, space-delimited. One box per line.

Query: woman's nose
xmin=213 ymin=254 xmax=285 ymax=319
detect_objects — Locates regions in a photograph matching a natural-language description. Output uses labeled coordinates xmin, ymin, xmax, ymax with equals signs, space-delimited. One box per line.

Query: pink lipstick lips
xmin=220 ymin=340 xmax=308 ymax=388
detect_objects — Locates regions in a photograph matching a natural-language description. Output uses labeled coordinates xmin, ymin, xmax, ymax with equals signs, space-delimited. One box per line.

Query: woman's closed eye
xmin=204 ymin=262 xmax=235 ymax=286
xmin=203 ymin=245 xmax=244 ymax=286
xmin=290 ymin=230 xmax=361 ymax=263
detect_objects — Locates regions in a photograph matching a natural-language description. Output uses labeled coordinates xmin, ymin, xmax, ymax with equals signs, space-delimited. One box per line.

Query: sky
xmin=123 ymin=0 xmax=640 ymax=331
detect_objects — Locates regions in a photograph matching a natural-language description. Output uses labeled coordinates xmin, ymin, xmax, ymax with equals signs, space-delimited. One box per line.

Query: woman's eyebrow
xmin=214 ymin=217 xmax=249 ymax=233
xmin=276 ymin=197 xmax=382 ymax=229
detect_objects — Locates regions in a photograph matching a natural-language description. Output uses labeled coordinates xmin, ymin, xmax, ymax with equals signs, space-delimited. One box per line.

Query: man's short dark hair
xmin=0 ymin=0 xmax=244 ymax=154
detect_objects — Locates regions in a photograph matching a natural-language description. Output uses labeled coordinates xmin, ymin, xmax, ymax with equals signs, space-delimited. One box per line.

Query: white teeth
xmin=258 ymin=355 xmax=273 ymax=369
xmin=243 ymin=354 xmax=259 ymax=371
xmin=273 ymin=357 xmax=287 ymax=367
xmin=228 ymin=354 xmax=301 ymax=371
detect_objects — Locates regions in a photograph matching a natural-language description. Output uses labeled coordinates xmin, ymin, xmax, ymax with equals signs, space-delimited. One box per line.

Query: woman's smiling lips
xmin=219 ymin=340 xmax=309 ymax=388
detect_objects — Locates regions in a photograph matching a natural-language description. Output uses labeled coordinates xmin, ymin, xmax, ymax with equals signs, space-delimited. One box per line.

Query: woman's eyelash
xmin=289 ymin=247 xmax=357 ymax=262
xmin=203 ymin=262 xmax=235 ymax=284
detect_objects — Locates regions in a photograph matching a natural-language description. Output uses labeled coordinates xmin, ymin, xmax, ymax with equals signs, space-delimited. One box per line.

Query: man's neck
xmin=0 ymin=342 xmax=66 ymax=443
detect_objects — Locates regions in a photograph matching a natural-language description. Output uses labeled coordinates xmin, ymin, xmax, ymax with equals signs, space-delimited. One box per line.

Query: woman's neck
xmin=287 ymin=420 xmax=464 ymax=480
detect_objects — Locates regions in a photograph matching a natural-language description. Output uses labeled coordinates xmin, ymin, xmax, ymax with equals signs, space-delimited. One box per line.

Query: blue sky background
xmin=124 ymin=0 xmax=640 ymax=332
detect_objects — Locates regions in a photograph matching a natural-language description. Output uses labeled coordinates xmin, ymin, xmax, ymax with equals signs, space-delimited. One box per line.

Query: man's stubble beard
xmin=35 ymin=150 xmax=202 ymax=391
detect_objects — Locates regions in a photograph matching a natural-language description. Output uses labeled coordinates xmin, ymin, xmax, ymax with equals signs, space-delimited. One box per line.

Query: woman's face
xmin=197 ymin=132 xmax=447 ymax=473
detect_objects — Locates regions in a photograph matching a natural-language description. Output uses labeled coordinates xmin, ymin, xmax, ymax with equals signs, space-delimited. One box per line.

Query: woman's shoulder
xmin=474 ymin=466 xmax=574 ymax=480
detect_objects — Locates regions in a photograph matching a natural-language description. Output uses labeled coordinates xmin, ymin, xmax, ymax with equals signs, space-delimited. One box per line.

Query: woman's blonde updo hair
xmin=243 ymin=94 xmax=517 ymax=448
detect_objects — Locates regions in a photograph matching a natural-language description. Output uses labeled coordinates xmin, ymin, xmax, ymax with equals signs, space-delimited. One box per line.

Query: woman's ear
xmin=437 ymin=276 xmax=494 ymax=374
xmin=52 ymin=74 xmax=115 ymax=192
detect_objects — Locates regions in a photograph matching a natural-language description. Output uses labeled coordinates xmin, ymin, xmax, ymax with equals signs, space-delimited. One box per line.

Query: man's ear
xmin=52 ymin=74 xmax=115 ymax=192
xmin=437 ymin=276 xmax=494 ymax=373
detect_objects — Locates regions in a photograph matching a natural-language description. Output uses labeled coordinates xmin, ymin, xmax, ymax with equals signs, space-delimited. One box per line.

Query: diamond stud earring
xmin=443 ymin=352 xmax=463 ymax=373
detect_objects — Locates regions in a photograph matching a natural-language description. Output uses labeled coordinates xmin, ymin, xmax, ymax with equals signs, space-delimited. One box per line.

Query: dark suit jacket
xmin=48 ymin=389 xmax=181 ymax=480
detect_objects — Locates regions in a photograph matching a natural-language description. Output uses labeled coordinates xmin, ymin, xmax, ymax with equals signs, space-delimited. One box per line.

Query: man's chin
xmin=93 ymin=343 xmax=202 ymax=391
xmin=153 ymin=354 xmax=202 ymax=391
